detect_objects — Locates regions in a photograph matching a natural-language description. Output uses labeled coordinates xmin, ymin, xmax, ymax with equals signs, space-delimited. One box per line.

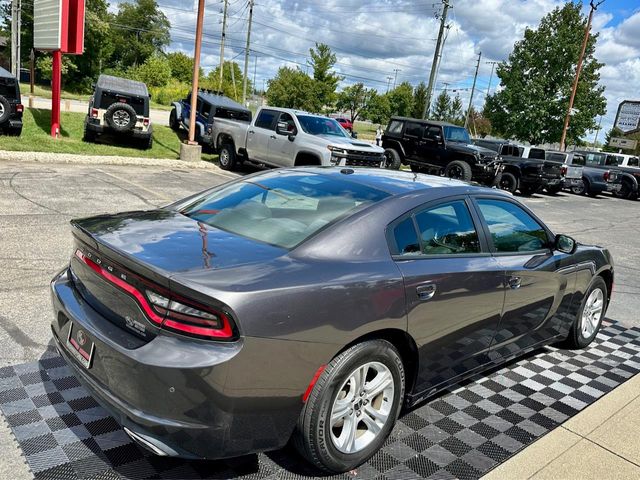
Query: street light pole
xmin=559 ymin=0 xmax=604 ymax=151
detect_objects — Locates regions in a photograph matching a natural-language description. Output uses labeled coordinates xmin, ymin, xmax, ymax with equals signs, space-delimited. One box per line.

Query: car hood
xmin=447 ymin=141 xmax=497 ymax=157
xmin=71 ymin=209 xmax=287 ymax=276
xmin=306 ymin=134 xmax=384 ymax=153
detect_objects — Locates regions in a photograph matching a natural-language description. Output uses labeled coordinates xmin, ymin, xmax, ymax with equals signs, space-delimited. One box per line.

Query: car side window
xmin=571 ymin=154 xmax=585 ymax=166
xmin=476 ymin=199 xmax=548 ymax=253
xmin=404 ymin=122 xmax=425 ymax=138
xmin=392 ymin=217 xmax=421 ymax=255
xmin=255 ymin=110 xmax=277 ymax=130
xmin=415 ymin=201 xmax=480 ymax=255
xmin=629 ymin=157 xmax=639 ymax=167
xmin=424 ymin=126 xmax=441 ymax=141
xmin=585 ymin=153 xmax=604 ymax=166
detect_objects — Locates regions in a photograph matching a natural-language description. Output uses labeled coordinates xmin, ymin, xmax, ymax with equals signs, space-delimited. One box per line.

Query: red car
xmin=335 ymin=117 xmax=353 ymax=131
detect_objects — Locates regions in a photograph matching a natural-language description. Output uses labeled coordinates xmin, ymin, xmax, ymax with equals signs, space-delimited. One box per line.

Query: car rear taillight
xmin=74 ymin=249 xmax=235 ymax=340
xmin=91 ymin=108 xmax=99 ymax=118
xmin=560 ymin=166 xmax=567 ymax=176
xmin=16 ymin=104 xmax=24 ymax=113
xmin=603 ymin=171 xmax=610 ymax=182
xmin=143 ymin=117 xmax=150 ymax=126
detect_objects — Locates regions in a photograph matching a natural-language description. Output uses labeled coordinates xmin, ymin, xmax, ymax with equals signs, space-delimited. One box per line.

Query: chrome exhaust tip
xmin=123 ymin=426 xmax=169 ymax=456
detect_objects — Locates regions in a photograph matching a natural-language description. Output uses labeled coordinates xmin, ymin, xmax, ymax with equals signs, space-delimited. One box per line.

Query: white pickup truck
xmin=210 ymin=106 xmax=386 ymax=171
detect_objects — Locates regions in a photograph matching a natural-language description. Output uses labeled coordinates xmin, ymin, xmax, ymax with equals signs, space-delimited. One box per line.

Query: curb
xmin=0 ymin=149 xmax=230 ymax=172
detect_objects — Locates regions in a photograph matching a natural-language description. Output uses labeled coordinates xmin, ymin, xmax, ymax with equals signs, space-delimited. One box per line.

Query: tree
xmin=450 ymin=95 xmax=465 ymax=125
xmin=166 ymin=52 xmax=199 ymax=84
xmin=129 ymin=54 xmax=171 ymax=87
xmin=266 ymin=67 xmax=314 ymax=110
xmin=336 ymin=83 xmax=375 ymax=123
xmin=308 ymin=43 xmax=343 ymax=112
xmin=432 ymin=91 xmax=451 ymax=121
xmin=203 ymin=62 xmax=251 ymax=102
xmin=602 ymin=127 xmax=625 ymax=153
xmin=362 ymin=92 xmax=391 ymax=125
xmin=110 ymin=0 xmax=170 ymax=69
xmin=387 ymin=82 xmax=414 ymax=117
xmin=412 ymin=82 xmax=428 ymax=119
xmin=484 ymin=2 xmax=606 ymax=145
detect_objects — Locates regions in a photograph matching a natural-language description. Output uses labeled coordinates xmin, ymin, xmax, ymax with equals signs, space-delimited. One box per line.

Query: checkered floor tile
xmin=1 ymin=321 xmax=639 ymax=480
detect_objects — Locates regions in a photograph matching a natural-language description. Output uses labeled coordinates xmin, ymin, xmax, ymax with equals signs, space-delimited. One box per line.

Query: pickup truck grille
xmin=344 ymin=151 xmax=385 ymax=167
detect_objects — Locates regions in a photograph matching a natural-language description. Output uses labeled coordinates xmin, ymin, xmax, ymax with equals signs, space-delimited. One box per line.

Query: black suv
xmin=382 ymin=117 xmax=502 ymax=185
xmin=84 ymin=75 xmax=153 ymax=148
xmin=0 ymin=66 xmax=23 ymax=136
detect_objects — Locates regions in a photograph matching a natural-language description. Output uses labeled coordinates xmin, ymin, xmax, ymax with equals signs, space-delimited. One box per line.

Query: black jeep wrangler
xmin=0 ymin=66 xmax=23 ymax=136
xmin=84 ymin=75 xmax=153 ymax=148
xmin=382 ymin=117 xmax=502 ymax=185
xmin=474 ymin=139 xmax=563 ymax=195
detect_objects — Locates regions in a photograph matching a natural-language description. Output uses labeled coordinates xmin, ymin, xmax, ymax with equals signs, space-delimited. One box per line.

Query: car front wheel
xmin=293 ymin=340 xmax=405 ymax=473
xmin=563 ymin=276 xmax=607 ymax=349
xmin=218 ymin=144 xmax=236 ymax=170
xmin=444 ymin=160 xmax=472 ymax=181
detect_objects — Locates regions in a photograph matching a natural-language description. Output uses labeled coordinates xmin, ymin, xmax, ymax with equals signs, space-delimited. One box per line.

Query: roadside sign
xmin=610 ymin=137 xmax=638 ymax=150
xmin=614 ymin=101 xmax=640 ymax=133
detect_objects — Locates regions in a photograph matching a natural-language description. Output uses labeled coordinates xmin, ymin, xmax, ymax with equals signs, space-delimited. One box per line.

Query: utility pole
xmin=242 ymin=0 xmax=254 ymax=104
xmin=393 ymin=69 xmax=401 ymax=89
xmin=442 ymin=81 xmax=450 ymax=94
xmin=424 ymin=0 xmax=451 ymax=119
xmin=218 ymin=0 xmax=229 ymax=91
xmin=188 ymin=0 xmax=206 ymax=145
xmin=485 ymin=61 xmax=499 ymax=98
xmin=464 ymin=51 xmax=482 ymax=129
xmin=560 ymin=0 xmax=604 ymax=151
xmin=10 ymin=0 xmax=21 ymax=76
xmin=253 ymin=55 xmax=257 ymax=95
xmin=593 ymin=114 xmax=603 ymax=147
xmin=386 ymin=76 xmax=393 ymax=93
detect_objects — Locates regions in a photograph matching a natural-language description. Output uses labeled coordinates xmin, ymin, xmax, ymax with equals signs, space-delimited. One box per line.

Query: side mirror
xmin=276 ymin=121 xmax=296 ymax=137
xmin=351 ymin=131 xmax=358 ymax=139
xmin=427 ymin=135 xmax=442 ymax=143
xmin=555 ymin=234 xmax=577 ymax=254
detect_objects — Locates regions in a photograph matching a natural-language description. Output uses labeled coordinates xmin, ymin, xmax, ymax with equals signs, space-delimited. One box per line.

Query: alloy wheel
xmin=330 ymin=362 xmax=394 ymax=454
xmin=220 ymin=150 xmax=230 ymax=167
xmin=581 ymin=288 xmax=604 ymax=338
xmin=113 ymin=110 xmax=130 ymax=127
xmin=0 ymin=103 xmax=4 ymax=116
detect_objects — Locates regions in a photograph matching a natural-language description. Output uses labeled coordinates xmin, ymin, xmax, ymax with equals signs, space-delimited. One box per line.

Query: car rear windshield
xmin=180 ymin=172 xmax=390 ymax=248
xmin=0 ymin=80 xmax=17 ymax=98
xmin=443 ymin=126 xmax=471 ymax=143
xmin=296 ymin=115 xmax=350 ymax=138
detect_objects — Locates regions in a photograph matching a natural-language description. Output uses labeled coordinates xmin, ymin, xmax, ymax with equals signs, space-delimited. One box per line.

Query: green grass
xmin=354 ymin=120 xmax=379 ymax=141
xmin=0 ymin=108 xmax=219 ymax=162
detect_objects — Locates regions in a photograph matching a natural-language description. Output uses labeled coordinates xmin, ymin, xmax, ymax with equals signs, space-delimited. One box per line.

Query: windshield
xmin=443 ymin=126 xmax=471 ymax=143
xmin=296 ymin=115 xmax=350 ymax=138
xmin=181 ymin=172 xmax=389 ymax=248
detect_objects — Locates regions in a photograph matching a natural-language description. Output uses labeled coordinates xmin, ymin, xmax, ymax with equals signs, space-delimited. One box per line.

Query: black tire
xmin=546 ymin=184 xmax=562 ymax=194
xmin=218 ymin=143 xmax=236 ymax=170
xmin=571 ymin=181 xmax=585 ymax=195
xmin=0 ymin=95 xmax=10 ymax=125
xmin=499 ymin=172 xmax=518 ymax=193
xmin=583 ymin=179 xmax=598 ymax=197
xmin=169 ymin=108 xmax=180 ymax=131
xmin=444 ymin=160 xmax=472 ymax=181
xmin=144 ymin=135 xmax=153 ymax=150
xmin=6 ymin=126 xmax=22 ymax=136
xmin=383 ymin=148 xmax=402 ymax=170
xmin=83 ymin=124 xmax=96 ymax=143
xmin=562 ymin=276 xmax=607 ymax=349
xmin=105 ymin=102 xmax=137 ymax=133
xmin=293 ymin=339 xmax=405 ymax=473
xmin=410 ymin=164 xmax=427 ymax=173
xmin=519 ymin=183 xmax=539 ymax=196
xmin=618 ymin=180 xmax=633 ymax=200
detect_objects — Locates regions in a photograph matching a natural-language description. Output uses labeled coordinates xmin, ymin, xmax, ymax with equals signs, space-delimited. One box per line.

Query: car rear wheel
xmin=570 ymin=182 xmax=585 ymax=195
xmin=444 ymin=160 xmax=472 ymax=181
xmin=293 ymin=340 xmax=405 ymax=473
xmin=499 ymin=172 xmax=518 ymax=193
xmin=383 ymin=148 xmax=401 ymax=170
xmin=83 ymin=124 xmax=96 ymax=143
xmin=105 ymin=103 xmax=137 ymax=133
xmin=218 ymin=144 xmax=236 ymax=171
xmin=562 ymin=276 xmax=607 ymax=349
xmin=519 ymin=183 xmax=539 ymax=196
xmin=546 ymin=184 xmax=562 ymax=194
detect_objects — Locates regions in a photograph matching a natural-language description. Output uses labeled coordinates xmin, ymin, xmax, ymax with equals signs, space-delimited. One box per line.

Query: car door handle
xmin=508 ymin=276 xmax=522 ymax=289
xmin=248 ymin=130 xmax=255 ymax=134
xmin=416 ymin=283 xmax=437 ymax=301
xmin=270 ymin=135 xmax=277 ymax=139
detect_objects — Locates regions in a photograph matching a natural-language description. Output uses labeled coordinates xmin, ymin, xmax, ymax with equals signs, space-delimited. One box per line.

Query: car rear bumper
xmin=50 ymin=268 xmax=313 ymax=460
xmin=562 ymin=177 xmax=583 ymax=188
xmin=85 ymin=119 xmax=152 ymax=138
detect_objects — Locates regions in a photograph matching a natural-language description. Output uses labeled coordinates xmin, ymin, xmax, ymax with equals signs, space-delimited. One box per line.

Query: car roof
xmin=390 ymin=116 xmax=459 ymax=127
xmin=96 ymin=75 xmax=148 ymax=96
xmin=286 ymin=167 xmax=500 ymax=196
xmin=198 ymin=91 xmax=250 ymax=112
xmin=0 ymin=66 xmax=16 ymax=79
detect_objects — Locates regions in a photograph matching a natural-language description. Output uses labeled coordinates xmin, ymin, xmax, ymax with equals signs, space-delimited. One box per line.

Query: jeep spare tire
xmin=444 ymin=160 xmax=472 ymax=181
xmin=0 ymin=95 xmax=11 ymax=125
xmin=105 ymin=103 xmax=137 ymax=132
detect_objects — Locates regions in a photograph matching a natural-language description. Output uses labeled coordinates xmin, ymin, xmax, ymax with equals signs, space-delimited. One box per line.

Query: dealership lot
xmin=1 ymin=161 xmax=639 ymax=479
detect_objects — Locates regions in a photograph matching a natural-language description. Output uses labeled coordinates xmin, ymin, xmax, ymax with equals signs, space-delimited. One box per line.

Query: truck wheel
xmin=105 ymin=103 xmax=137 ymax=133
xmin=571 ymin=182 xmax=585 ymax=195
xmin=169 ymin=108 xmax=180 ymax=131
xmin=218 ymin=144 xmax=236 ymax=171
xmin=499 ymin=172 xmax=518 ymax=193
xmin=0 ymin=95 xmax=10 ymax=125
xmin=546 ymin=184 xmax=562 ymax=195
xmin=83 ymin=124 xmax=96 ymax=143
xmin=519 ymin=184 xmax=539 ymax=196
xmin=383 ymin=148 xmax=401 ymax=170
xmin=618 ymin=180 xmax=633 ymax=200
xmin=444 ymin=161 xmax=472 ymax=181
xmin=584 ymin=179 xmax=598 ymax=197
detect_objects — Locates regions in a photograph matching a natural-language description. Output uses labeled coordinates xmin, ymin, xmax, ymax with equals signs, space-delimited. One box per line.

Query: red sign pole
xmin=51 ymin=49 xmax=62 ymax=137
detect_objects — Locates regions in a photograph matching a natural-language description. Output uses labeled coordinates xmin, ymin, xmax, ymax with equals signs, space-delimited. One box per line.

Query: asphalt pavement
xmin=0 ymin=161 xmax=639 ymax=479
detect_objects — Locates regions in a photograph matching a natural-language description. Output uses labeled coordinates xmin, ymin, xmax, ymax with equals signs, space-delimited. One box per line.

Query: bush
xmin=149 ymin=81 xmax=191 ymax=105
xmin=128 ymin=54 xmax=172 ymax=88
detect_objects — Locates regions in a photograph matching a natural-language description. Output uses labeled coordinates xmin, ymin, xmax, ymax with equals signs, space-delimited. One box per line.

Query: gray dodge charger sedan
xmin=50 ymin=167 xmax=613 ymax=472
